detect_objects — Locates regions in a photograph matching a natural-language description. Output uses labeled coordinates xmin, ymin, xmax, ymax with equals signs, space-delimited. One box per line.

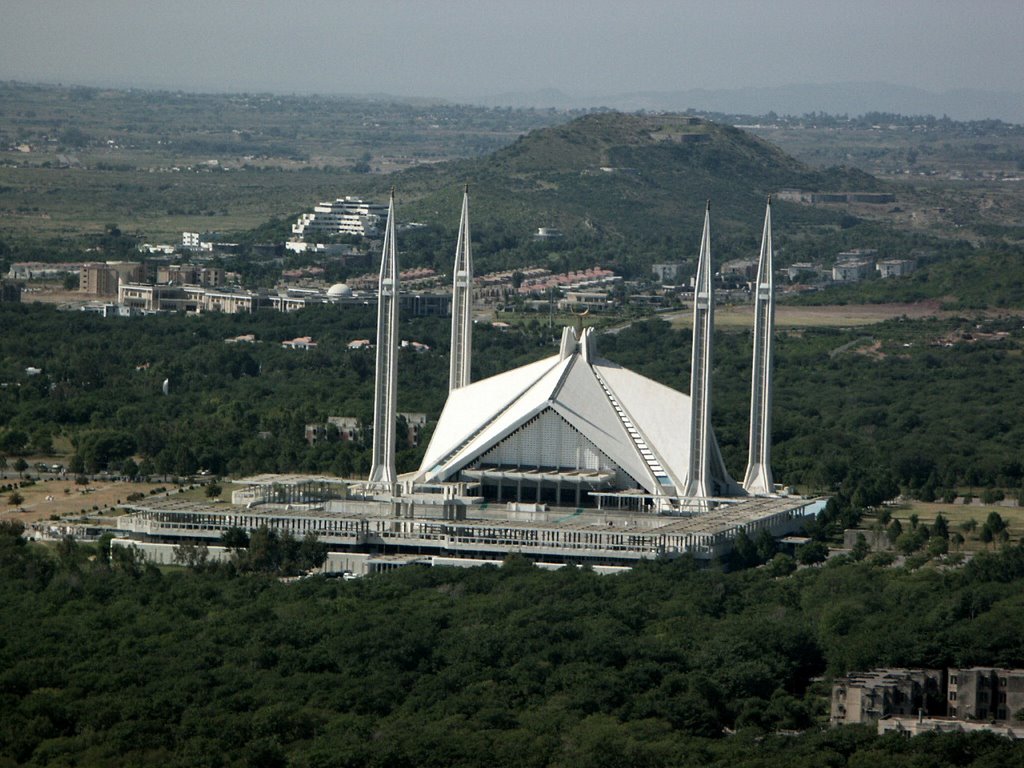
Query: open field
xmin=872 ymin=499 xmax=1024 ymax=553
xmin=667 ymin=301 xmax=954 ymax=329
xmin=0 ymin=479 xmax=170 ymax=524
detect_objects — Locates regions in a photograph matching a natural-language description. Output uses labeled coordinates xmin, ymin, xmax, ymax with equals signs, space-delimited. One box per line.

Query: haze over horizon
xmin=2 ymin=0 xmax=1023 ymax=120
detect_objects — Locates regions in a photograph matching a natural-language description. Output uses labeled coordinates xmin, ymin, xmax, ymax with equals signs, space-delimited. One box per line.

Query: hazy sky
xmin=2 ymin=0 xmax=1022 ymax=99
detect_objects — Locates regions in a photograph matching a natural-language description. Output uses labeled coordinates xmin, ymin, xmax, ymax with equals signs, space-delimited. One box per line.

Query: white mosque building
xmin=413 ymin=198 xmax=775 ymax=513
xmin=115 ymin=190 xmax=819 ymax=572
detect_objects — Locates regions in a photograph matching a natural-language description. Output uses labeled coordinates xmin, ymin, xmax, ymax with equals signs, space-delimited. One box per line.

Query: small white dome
xmin=327 ymin=283 xmax=353 ymax=298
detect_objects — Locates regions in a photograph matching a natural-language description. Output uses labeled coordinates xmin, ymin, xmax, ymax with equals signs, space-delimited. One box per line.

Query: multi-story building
xmin=306 ymin=417 xmax=363 ymax=446
xmin=398 ymin=413 xmax=428 ymax=447
xmin=876 ymin=259 xmax=916 ymax=279
xmin=832 ymin=260 xmax=874 ymax=282
xmin=79 ymin=263 xmax=120 ymax=296
xmin=948 ymin=668 xmax=1024 ymax=722
xmin=80 ymin=262 xmax=144 ymax=296
xmin=652 ymin=263 xmax=685 ymax=283
xmin=292 ymin=197 xmax=389 ymax=239
xmin=831 ymin=669 xmax=945 ymax=726
xmin=329 ymin=417 xmax=361 ymax=442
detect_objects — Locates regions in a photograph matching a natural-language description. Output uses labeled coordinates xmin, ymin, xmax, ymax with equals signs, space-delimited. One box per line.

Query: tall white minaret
xmin=368 ymin=189 xmax=399 ymax=488
xmin=685 ymin=202 xmax=715 ymax=501
xmin=743 ymin=197 xmax=776 ymax=495
xmin=449 ymin=185 xmax=473 ymax=392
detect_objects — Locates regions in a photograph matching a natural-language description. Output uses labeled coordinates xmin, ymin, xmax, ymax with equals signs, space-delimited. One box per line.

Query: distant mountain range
xmin=471 ymin=82 xmax=1024 ymax=124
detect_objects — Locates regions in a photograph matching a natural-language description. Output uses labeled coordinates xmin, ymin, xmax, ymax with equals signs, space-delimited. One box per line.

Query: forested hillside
xmin=2 ymin=522 xmax=1024 ymax=766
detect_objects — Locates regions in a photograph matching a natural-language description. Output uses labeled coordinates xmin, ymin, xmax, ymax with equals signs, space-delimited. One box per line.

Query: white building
xmin=292 ymin=197 xmax=389 ymax=239
xmin=876 ymin=259 xmax=916 ymax=278
xmin=417 ymin=326 xmax=740 ymax=510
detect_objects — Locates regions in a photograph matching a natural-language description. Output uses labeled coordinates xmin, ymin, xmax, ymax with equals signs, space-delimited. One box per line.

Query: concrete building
xmin=7 ymin=262 xmax=83 ymax=281
xmin=877 ymin=259 xmax=916 ymax=278
xmin=832 ymin=260 xmax=874 ymax=282
xmin=329 ymin=416 xmax=361 ymax=442
xmin=879 ymin=715 xmax=1024 ymax=740
xmin=831 ymin=669 xmax=945 ymax=726
xmin=292 ymin=196 xmax=389 ymax=239
xmin=652 ymin=263 xmax=685 ymax=283
xmin=281 ymin=336 xmax=317 ymax=351
xmin=113 ymin=196 xmax=822 ymax=570
xmin=79 ymin=264 xmax=119 ymax=296
xmin=721 ymin=258 xmax=758 ymax=281
xmin=398 ymin=412 xmax=428 ymax=447
xmin=948 ymin=667 xmax=1024 ymax=722
xmin=80 ymin=261 xmax=144 ymax=296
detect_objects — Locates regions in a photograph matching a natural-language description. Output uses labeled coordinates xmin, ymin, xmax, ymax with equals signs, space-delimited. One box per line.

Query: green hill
xmin=368 ymin=112 xmax=884 ymax=272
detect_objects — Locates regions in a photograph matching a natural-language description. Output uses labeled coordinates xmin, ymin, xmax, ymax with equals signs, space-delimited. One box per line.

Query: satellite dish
xmin=162 ymin=378 xmax=169 ymax=396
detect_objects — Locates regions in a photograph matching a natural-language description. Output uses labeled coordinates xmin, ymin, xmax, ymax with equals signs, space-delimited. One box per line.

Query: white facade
xmin=292 ymin=196 xmax=389 ymax=239
xmin=418 ymin=325 xmax=741 ymax=510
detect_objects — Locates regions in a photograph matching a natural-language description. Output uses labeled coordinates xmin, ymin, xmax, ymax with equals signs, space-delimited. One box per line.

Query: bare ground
xmin=1 ymin=479 xmax=170 ymax=524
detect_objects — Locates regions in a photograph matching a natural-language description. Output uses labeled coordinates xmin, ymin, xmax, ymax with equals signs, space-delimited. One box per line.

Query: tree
xmin=8 ymin=491 xmax=24 ymax=506
xmin=887 ymin=518 xmax=903 ymax=544
xmin=850 ymin=533 xmax=870 ymax=561
xmin=0 ymin=430 xmax=28 ymax=455
xmin=69 ymin=453 xmax=86 ymax=474
xmin=173 ymin=541 xmax=211 ymax=570
xmin=121 ymin=457 xmax=139 ymax=479
xmin=732 ymin=529 xmax=758 ymax=568
xmin=12 ymin=457 xmax=28 ymax=476
xmin=755 ymin=529 xmax=778 ymax=563
xmin=932 ymin=514 xmax=949 ymax=540
xmin=986 ymin=511 xmax=1007 ymax=536
xmin=797 ymin=541 xmax=829 ymax=565
xmin=221 ymin=526 xmax=250 ymax=552
xmin=297 ymin=532 xmax=327 ymax=572
xmin=205 ymin=482 xmax=223 ymax=499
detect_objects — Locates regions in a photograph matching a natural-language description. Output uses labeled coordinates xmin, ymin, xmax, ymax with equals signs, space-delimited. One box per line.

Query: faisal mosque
xmin=115 ymin=189 xmax=822 ymax=574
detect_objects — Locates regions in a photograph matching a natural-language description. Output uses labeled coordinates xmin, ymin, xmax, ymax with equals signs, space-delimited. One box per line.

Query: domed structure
xmin=326 ymin=283 xmax=353 ymax=298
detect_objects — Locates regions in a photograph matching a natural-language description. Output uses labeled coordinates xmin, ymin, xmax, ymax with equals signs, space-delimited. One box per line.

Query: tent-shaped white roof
xmin=418 ymin=327 xmax=741 ymax=498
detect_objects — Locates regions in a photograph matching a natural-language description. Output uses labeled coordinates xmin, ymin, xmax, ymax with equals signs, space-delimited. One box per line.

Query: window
xmin=998 ymin=709 xmax=1007 ymax=720
xmin=949 ymin=707 xmax=957 ymax=717
xmin=1001 ymin=678 xmax=1008 ymax=687
xmin=950 ymin=675 xmax=958 ymax=685
xmin=949 ymin=692 xmax=957 ymax=701
xmin=999 ymin=692 xmax=1007 ymax=703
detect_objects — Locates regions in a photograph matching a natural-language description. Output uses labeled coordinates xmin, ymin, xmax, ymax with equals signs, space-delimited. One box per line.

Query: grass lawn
xmin=875 ymin=499 xmax=1023 ymax=553
xmin=667 ymin=302 xmax=951 ymax=330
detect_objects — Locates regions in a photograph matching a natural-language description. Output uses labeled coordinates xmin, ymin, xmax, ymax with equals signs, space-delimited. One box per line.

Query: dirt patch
xmin=1 ymin=479 xmax=171 ymax=524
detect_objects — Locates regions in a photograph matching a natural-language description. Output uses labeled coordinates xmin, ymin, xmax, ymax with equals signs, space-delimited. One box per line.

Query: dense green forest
xmin=2 ymin=522 xmax=1024 ymax=766
xmin=2 ymin=304 xmax=1024 ymax=505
